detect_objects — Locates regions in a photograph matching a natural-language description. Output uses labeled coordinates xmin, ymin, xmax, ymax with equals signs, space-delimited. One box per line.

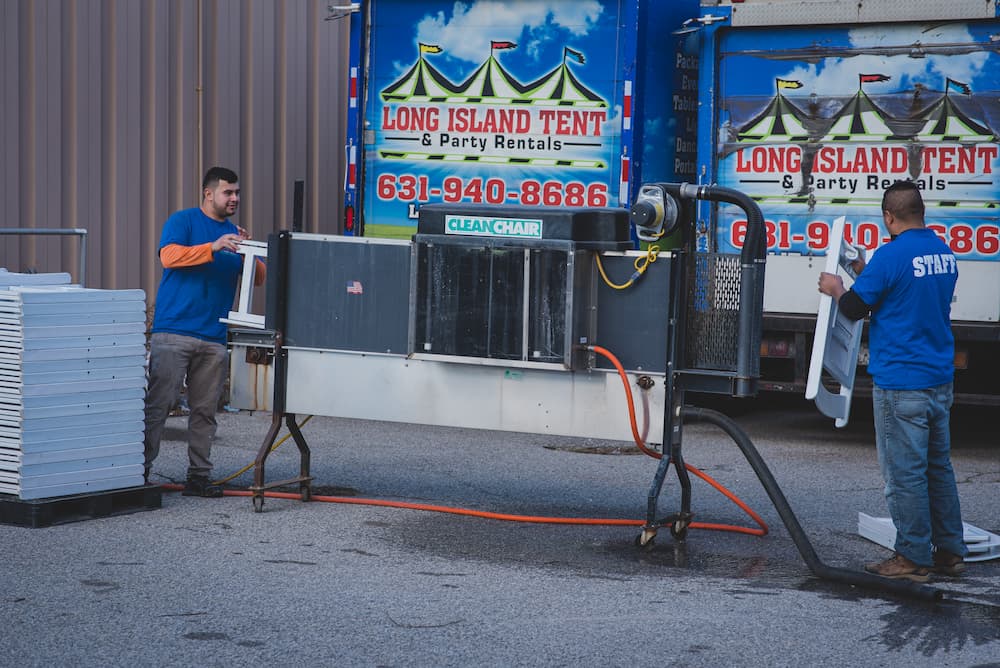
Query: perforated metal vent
xmin=685 ymin=252 xmax=742 ymax=372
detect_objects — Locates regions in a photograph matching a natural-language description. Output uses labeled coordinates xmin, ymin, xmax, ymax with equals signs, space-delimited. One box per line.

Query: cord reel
xmin=629 ymin=184 xmax=680 ymax=242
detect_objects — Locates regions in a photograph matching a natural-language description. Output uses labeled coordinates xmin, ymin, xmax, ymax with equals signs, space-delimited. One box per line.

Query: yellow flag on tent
xmin=776 ymin=78 xmax=803 ymax=90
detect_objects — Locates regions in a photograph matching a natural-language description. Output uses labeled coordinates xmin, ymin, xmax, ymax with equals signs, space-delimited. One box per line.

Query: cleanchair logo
xmin=444 ymin=215 xmax=543 ymax=239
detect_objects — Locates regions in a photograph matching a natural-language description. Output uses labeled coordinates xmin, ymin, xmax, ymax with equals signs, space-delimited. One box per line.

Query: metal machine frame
xmin=239 ymin=186 xmax=941 ymax=601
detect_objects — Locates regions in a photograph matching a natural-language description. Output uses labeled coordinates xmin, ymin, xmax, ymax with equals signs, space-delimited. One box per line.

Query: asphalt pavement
xmin=1 ymin=394 xmax=998 ymax=667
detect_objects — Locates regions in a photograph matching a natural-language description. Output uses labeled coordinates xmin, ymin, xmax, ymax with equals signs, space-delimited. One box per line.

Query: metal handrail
xmin=0 ymin=228 xmax=88 ymax=287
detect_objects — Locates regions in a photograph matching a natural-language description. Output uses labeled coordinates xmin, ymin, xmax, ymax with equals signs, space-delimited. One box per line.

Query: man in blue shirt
xmin=144 ymin=167 xmax=264 ymax=497
xmin=818 ymin=180 xmax=966 ymax=582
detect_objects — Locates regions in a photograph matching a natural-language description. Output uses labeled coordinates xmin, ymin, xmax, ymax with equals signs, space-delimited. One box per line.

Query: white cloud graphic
xmin=415 ymin=0 xmax=604 ymax=64
xmin=777 ymin=23 xmax=988 ymax=96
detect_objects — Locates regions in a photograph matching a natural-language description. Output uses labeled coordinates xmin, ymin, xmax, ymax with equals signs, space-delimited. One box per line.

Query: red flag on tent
xmin=491 ymin=40 xmax=517 ymax=50
xmin=859 ymin=73 xmax=891 ymax=84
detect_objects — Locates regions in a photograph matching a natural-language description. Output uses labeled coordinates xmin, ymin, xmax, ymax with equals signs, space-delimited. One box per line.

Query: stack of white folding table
xmin=0 ymin=285 xmax=148 ymax=500
xmin=858 ymin=512 xmax=1000 ymax=563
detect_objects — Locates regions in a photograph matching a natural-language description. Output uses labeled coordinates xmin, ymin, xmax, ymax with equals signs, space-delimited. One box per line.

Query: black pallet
xmin=0 ymin=485 xmax=162 ymax=528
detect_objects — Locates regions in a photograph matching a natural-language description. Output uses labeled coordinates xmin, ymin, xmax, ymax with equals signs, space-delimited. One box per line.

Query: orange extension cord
xmin=162 ymin=346 xmax=768 ymax=537
xmin=589 ymin=345 xmax=768 ymax=537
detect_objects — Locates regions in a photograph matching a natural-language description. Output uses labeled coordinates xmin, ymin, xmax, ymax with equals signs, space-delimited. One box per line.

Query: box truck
xmin=342 ymin=0 xmax=1000 ymax=405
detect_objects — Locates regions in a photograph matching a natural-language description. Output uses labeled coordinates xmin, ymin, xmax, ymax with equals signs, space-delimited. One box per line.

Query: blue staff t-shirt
xmin=151 ymin=207 xmax=244 ymax=344
xmin=850 ymin=227 xmax=957 ymax=390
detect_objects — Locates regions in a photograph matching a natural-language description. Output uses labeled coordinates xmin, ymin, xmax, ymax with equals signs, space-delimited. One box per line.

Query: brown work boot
xmin=182 ymin=475 xmax=224 ymax=498
xmin=864 ymin=553 xmax=931 ymax=583
xmin=932 ymin=550 xmax=966 ymax=576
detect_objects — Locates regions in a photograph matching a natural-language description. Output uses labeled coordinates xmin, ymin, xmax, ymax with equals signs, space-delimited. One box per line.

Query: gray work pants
xmin=144 ymin=332 xmax=228 ymax=478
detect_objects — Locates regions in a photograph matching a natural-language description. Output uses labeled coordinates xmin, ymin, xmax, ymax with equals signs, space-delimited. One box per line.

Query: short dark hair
xmin=202 ymin=166 xmax=239 ymax=190
xmin=882 ymin=180 xmax=924 ymax=221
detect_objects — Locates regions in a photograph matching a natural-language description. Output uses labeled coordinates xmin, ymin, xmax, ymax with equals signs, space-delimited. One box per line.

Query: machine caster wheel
xmin=300 ymin=486 xmax=312 ymax=502
xmin=634 ymin=529 xmax=657 ymax=548
xmin=669 ymin=523 xmax=688 ymax=541
xmin=252 ymin=495 xmax=264 ymax=513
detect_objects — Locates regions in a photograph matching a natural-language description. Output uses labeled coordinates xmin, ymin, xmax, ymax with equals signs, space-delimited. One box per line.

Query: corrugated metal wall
xmin=0 ymin=0 xmax=349 ymax=300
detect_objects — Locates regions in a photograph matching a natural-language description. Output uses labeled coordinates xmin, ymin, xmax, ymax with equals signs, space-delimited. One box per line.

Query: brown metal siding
xmin=0 ymin=0 xmax=349 ymax=302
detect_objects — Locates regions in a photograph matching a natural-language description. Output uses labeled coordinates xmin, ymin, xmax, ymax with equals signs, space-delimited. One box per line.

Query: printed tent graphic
xmin=456 ymin=56 xmax=536 ymax=102
xmin=737 ymin=92 xmax=811 ymax=142
xmin=520 ymin=63 xmax=607 ymax=108
xmin=821 ymin=89 xmax=895 ymax=142
xmin=381 ymin=49 xmax=605 ymax=107
xmin=381 ymin=56 xmax=465 ymax=102
xmin=917 ymin=93 xmax=995 ymax=142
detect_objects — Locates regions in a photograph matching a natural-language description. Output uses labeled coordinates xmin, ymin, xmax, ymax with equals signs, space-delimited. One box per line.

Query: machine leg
xmin=638 ymin=456 xmax=673 ymax=546
xmin=285 ymin=414 xmax=313 ymax=501
xmin=638 ymin=433 xmax=694 ymax=546
xmin=249 ymin=413 xmax=314 ymax=512
xmin=250 ymin=415 xmax=282 ymax=513
xmin=669 ymin=442 xmax=694 ymax=540
xmin=643 ymin=465 xmax=694 ymax=541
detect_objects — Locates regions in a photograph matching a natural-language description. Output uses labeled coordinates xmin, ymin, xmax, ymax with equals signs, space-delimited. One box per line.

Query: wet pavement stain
xmin=394 ymin=510 xmax=812 ymax=586
xmin=95 ymin=561 xmax=144 ymax=566
xmin=389 ymin=506 xmax=1000 ymax=649
xmin=620 ymin=540 xmax=803 ymax=583
xmin=386 ymin=614 xmax=463 ymax=629
xmin=158 ymin=611 xmax=208 ymax=618
xmin=794 ymin=570 xmax=1000 ymax=656
xmin=544 ymin=443 xmax=646 ymax=456
xmin=236 ymin=640 xmax=266 ymax=647
xmin=183 ymin=631 xmax=231 ymax=641
xmin=79 ymin=579 xmax=120 ymax=594
xmin=871 ymin=599 xmax=1000 ymax=656
xmin=620 ymin=540 xmax=1000 ymax=655
xmin=341 ymin=547 xmax=379 ymax=557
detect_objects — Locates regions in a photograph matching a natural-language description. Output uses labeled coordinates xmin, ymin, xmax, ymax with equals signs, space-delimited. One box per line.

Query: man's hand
xmin=818 ymin=271 xmax=847 ymax=301
xmin=211 ymin=233 xmax=243 ymax=253
xmin=236 ymin=226 xmax=251 ymax=241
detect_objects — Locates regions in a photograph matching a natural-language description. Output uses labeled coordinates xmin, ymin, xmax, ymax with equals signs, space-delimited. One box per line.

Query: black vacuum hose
xmin=683 ymin=405 xmax=943 ymax=602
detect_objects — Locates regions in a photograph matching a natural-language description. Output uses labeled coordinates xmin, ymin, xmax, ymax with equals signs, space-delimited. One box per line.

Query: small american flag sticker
xmin=346 ymin=280 xmax=363 ymax=295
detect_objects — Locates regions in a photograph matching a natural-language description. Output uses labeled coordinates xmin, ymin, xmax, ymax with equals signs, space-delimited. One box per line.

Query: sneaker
xmin=932 ymin=550 xmax=966 ymax=576
xmin=182 ymin=475 xmax=224 ymax=498
xmin=864 ymin=553 xmax=931 ymax=583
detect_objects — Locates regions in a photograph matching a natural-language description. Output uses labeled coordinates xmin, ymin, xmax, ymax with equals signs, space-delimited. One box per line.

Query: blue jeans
xmin=873 ymin=383 xmax=966 ymax=566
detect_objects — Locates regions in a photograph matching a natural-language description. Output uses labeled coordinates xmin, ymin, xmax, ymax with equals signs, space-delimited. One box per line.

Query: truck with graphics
xmin=696 ymin=0 xmax=1000 ymax=405
xmin=342 ymin=0 xmax=700 ymax=238
xmin=343 ymin=0 xmax=1000 ymax=405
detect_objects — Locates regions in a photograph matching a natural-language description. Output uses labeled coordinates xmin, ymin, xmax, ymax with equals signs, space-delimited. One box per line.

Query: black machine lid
xmin=416 ymin=204 xmax=634 ymax=251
